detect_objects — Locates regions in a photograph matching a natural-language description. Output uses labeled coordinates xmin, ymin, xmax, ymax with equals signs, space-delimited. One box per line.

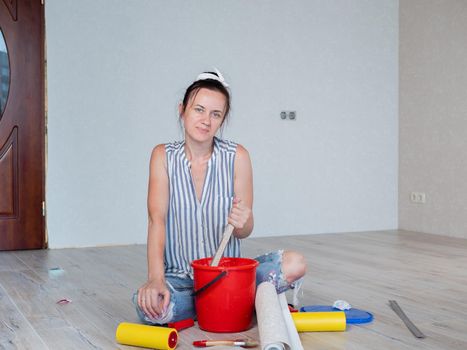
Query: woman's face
xmin=180 ymin=88 xmax=227 ymax=143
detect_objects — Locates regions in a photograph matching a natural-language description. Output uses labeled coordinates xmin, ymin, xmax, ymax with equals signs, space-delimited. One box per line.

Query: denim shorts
xmin=133 ymin=250 xmax=298 ymax=324
xmin=133 ymin=275 xmax=195 ymax=325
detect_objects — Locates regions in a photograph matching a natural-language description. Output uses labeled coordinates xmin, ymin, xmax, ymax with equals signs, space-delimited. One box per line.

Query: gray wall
xmin=399 ymin=1 xmax=467 ymax=239
xmin=45 ymin=0 xmax=398 ymax=248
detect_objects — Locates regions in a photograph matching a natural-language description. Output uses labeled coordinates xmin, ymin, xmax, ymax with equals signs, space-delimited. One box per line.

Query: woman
xmin=134 ymin=70 xmax=306 ymax=324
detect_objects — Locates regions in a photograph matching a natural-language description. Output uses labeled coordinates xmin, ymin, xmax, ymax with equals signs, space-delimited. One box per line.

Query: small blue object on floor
xmin=300 ymin=305 xmax=374 ymax=324
xmin=48 ymin=267 xmax=65 ymax=278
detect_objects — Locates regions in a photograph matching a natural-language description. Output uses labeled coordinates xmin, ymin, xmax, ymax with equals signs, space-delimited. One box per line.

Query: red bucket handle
xmin=192 ymin=270 xmax=228 ymax=296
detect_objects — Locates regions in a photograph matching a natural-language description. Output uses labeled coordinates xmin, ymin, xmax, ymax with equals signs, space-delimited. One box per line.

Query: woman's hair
xmin=180 ymin=71 xmax=231 ymax=124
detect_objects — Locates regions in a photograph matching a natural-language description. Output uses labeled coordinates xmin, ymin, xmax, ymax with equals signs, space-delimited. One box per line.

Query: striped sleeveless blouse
xmin=164 ymin=137 xmax=241 ymax=278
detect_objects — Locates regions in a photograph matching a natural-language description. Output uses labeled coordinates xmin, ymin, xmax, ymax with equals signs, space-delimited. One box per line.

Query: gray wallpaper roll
xmin=255 ymin=282 xmax=303 ymax=350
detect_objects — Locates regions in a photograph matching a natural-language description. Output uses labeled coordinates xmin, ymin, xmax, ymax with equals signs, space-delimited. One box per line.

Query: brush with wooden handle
xmin=193 ymin=339 xmax=258 ymax=348
xmin=210 ymin=223 xmax=234 ymax=267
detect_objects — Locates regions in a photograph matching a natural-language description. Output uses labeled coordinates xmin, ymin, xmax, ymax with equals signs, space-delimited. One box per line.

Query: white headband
xmin=195 ymin=68 xmax=229 ymax=88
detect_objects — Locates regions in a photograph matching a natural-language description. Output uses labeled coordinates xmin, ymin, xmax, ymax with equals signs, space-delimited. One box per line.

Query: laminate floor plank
xmin=0 ymin=252 xmax=30 ymax=272
xmin=1 ymin=230 xmax=467 ymax=349
xmin=0 ymin=267 xmax=125 ymax=349
xmin=0 ymin=283 xmax=48 ymax=350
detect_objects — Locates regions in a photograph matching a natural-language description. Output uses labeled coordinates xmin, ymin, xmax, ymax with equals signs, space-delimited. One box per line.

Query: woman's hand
xmin=228 ymin=197 xmax=252 ymax=231
xmin=137 ymin=278 xmax=171 ymax=320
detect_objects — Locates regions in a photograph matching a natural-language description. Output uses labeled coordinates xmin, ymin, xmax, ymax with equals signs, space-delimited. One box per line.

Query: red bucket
xmin=191 ymin=257 xmax=259 ymax=332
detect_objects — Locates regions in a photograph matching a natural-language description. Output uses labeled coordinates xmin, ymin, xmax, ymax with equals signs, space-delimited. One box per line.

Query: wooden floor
xmin=1 ymin=230 xmax=467 ymax=349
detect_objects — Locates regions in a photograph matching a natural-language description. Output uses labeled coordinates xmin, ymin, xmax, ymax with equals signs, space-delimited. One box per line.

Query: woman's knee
xmin=282 ymin=250 xmax=306 ymax=283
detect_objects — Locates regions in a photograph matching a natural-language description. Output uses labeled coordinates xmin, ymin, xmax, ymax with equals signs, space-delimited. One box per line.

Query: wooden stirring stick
xmin=210 ymin=224 xmax=234 ymax=266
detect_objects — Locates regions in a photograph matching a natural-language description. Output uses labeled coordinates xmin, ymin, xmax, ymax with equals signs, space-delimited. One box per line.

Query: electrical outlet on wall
xmin=280 ymin=111 xmax=297 ymax=120
xmin=410 ymin=192 xmax=426 ymax=204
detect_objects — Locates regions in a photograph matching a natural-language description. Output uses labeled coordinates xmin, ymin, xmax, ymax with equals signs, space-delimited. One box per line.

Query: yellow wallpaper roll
xmin=115 ymin=322 xmax=178 ymax=350
xmin=291 ymin=312 xmax=346 ymax=332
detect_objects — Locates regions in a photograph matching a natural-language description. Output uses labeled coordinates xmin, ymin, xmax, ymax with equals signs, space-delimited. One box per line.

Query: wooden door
xmin=0 ymin=0 xmax=46 ymax=250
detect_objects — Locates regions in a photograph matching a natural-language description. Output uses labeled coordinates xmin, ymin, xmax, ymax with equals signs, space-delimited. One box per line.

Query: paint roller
xmin=291 ymin=312 xmax=347 ymax=332
xmin=115 ymin=322 xmax=178 ymax=350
